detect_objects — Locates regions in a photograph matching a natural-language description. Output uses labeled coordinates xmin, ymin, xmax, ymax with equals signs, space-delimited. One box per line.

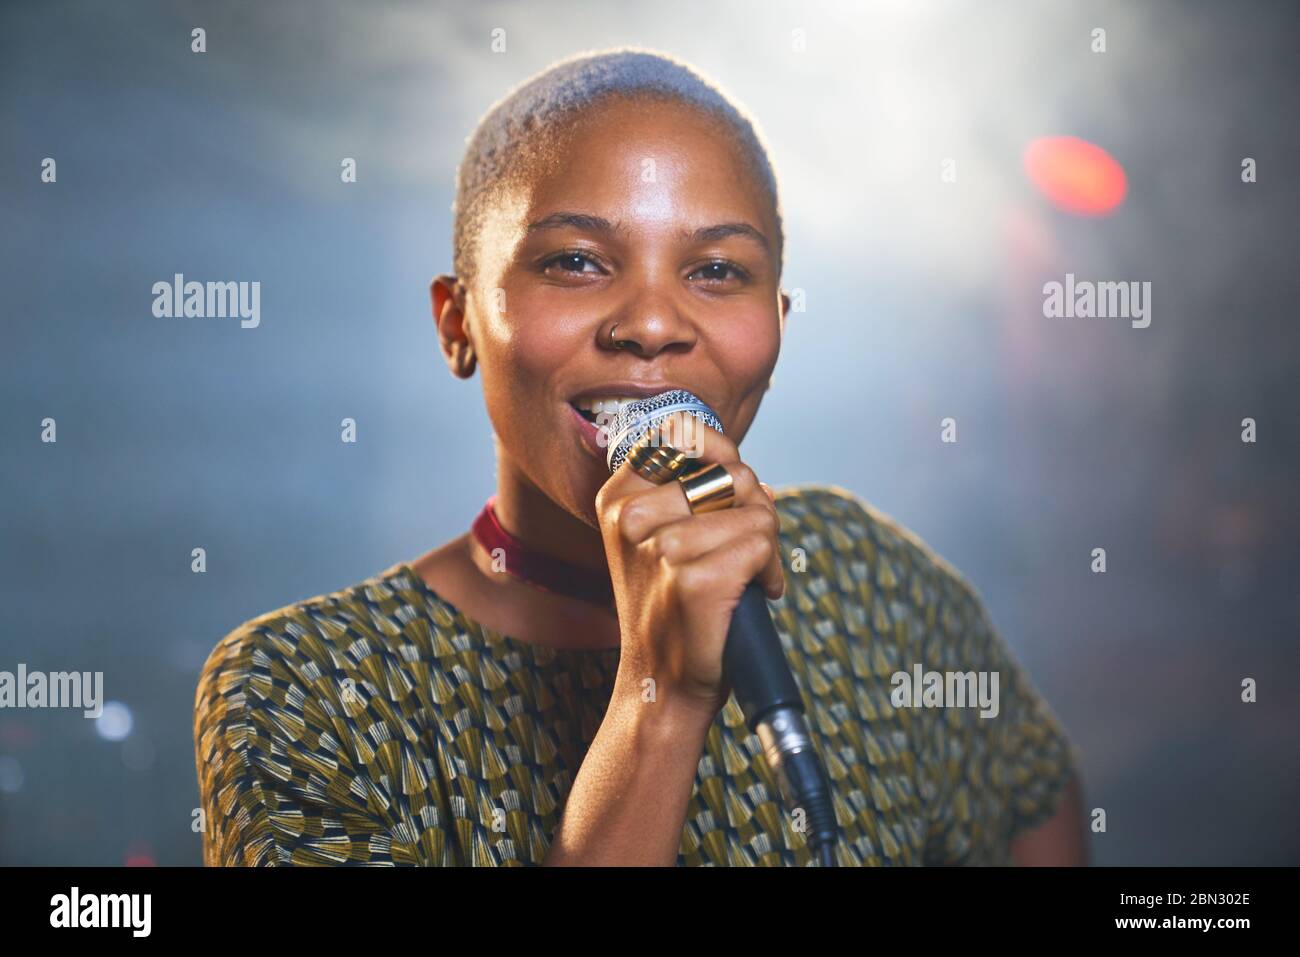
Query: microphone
xmin=604 ymin=389 xmax=840 ymax=866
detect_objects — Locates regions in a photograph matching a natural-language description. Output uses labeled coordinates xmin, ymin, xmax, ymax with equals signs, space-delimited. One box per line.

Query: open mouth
xmin=569 ymin=396 xmax=645 ymax=426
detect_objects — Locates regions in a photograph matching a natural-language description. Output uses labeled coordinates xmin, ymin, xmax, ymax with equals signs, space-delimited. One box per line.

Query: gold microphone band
xmin=678 ymin=462 xmax=736 ymax=514
xmin=627 ymin=440 xmax=694 ymax=485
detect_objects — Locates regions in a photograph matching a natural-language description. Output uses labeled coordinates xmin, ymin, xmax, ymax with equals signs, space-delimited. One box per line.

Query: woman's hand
xmin=594 ymin=412 xmax=786 ymax=720
xmin=544 ymin=414 xmax=783 ymax=865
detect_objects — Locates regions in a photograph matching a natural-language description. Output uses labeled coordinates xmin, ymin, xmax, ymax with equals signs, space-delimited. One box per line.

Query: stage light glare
xmin=1024 ymin=136 xmax=1127 ymax=215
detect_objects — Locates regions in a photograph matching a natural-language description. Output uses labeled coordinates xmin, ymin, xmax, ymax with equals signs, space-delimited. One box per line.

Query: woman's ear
xmin=764 ymin=289 xmax=791 ymax=394
xmin=431 ymin=274 xmax=476 ymax=379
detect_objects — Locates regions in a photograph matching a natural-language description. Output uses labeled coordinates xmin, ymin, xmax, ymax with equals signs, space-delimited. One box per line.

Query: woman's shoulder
xmin=771 ymin=483 xmax=984 ymax=610
xmin=192 ymin=563 xmax=465 ymax=865
xmin=194 ymin=563 xmax=446 ymax=706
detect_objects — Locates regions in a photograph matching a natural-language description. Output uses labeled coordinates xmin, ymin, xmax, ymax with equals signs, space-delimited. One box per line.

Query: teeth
xmin=574 ymin=396 xmax=643 ymax=415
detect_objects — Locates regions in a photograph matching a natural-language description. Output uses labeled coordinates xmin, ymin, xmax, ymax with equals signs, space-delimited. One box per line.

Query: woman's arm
xmin=1010 ymin=772 xmax=1089 ymax=866
xmin=542 ymin=681 xmax=716 ymax=866
xmin=544 ymin=417 xmax=784 ymax=865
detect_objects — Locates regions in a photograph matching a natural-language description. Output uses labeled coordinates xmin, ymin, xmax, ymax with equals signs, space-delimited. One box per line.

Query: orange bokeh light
xmin=1024 ymin=136 xmax=1127 ymax=215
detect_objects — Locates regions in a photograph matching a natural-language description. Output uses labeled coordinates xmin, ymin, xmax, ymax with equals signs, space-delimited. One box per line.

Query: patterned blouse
xmin=194 ymin=484 xmax=1078 ymax=866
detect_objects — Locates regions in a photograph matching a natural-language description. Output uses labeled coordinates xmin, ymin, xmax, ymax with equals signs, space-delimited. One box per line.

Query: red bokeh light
xmin=1024 ymin=136 xmax=1127 ymax=215
xmin=124 ymin=841 xmax=156 ymax=867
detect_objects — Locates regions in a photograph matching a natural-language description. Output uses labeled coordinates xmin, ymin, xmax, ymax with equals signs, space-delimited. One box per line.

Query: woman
xmin=193 ymin=48 xmax=1085 ymax=866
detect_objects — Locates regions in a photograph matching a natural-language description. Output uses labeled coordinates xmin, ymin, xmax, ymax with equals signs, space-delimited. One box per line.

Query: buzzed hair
xmin=451 ymin=47 xmax=784 ymax=286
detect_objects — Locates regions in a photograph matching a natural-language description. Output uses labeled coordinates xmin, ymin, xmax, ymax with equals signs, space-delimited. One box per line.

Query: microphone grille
xmin=605 ymin=389 xmax=724 ymax=473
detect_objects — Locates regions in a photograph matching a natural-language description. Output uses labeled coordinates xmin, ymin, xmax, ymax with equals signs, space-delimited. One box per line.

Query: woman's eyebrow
xmin=686 ymin=222 xmax=770 ymax=250
xmin=526 ymin=212 xmax=621 ymax=235
xmin=526 ymin=212 xmax=769 ymax=251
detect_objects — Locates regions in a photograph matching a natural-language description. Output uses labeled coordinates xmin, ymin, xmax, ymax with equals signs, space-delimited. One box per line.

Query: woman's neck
xmin=405 ymin=446 xmax=620 ymax=651
xmin=491 ymin=450 xmax=610 ymax=575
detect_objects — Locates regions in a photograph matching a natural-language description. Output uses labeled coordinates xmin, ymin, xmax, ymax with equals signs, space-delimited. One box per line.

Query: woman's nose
xmin=601 ymin=289 xmax=698 ymax=357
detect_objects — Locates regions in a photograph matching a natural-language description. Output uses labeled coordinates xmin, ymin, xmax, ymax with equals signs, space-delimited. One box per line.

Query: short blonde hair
xmin=452 ymin=47 xmax=783 ymax=284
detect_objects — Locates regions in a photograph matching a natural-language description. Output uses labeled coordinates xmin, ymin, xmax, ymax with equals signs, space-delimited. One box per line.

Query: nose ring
xmin=610 ymin=323 xmax=625 ymax=350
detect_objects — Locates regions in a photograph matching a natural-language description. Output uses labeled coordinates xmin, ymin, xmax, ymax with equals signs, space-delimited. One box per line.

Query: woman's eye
xmin=544 ymin=252 xmax=602 ymax=274
xmin=690 ymin=261 xmax=746 ymax=283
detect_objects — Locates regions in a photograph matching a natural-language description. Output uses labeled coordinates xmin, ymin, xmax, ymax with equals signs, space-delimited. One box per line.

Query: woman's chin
xmin=552 ymin=478 xmax=602 ymax=530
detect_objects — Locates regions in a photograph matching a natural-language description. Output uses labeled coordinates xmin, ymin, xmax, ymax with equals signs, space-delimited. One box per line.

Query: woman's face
xmin=450 ymin=96 xmax=787 ymax=527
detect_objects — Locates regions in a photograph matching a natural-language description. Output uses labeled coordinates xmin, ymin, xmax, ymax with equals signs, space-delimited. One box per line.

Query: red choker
xmin=470 ymin=495 xmax=615 ymax=608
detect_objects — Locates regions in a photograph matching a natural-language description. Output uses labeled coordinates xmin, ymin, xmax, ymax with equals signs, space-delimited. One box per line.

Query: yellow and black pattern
xmin=194 ymin=484 xmax=1079 ymax=866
